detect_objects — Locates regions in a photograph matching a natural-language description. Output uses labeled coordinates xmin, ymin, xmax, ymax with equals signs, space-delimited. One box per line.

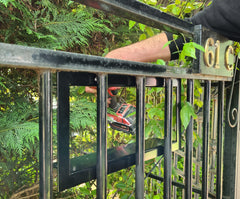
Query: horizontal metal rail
xmin=0 ymin=43 xmax=231 ymax=81
xmin=147 ymin=173 xmax=216 ymax=198
xmin=75 ymin=0 xmax=195 ymax=37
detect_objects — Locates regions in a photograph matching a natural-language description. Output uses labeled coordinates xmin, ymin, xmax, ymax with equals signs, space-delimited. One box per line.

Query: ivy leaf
xmin=156 ymin=59 xmax=166 ymax=65
xmin=163 ymin=40 xmax=172 ymax=49
xmin=138 ymin=23 xmax=146 ymax=32
xmin=172 ymin=6 xmax=181 ymax=15
xmin=139 ymin=33 xmax=147 ymax=41
xmin=180 ymin=42 xmax=205 ymax=62
xmin=191 ymin=42 xmax=205 ymax=52
xmin=194 ymin=98 xmax=203 ymax=108
xmin=175 ymin=0 xmax=181 ymax=5
xmin=182 ymin=43 xmax=196 ymax=59
xmin=180 ymin=102 xmax=197 ymax=129
xmin=145 ymin=26 xmax=154 ymax=37
xmin=146 ymin=0 xmax=157 ymax=6
xmin=129 ymin=20 xmax=136 ymax=29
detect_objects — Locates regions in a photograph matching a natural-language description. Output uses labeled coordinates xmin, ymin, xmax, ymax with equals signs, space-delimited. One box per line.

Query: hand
xmin=85 ymin=86 xmax=112 ymax=106
xmin=85 ymin=86 xmax=97 ymax=94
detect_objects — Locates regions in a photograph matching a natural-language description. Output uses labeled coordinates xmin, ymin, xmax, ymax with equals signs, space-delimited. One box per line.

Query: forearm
xmin=105 ymin=32 xmax=171 ymax=62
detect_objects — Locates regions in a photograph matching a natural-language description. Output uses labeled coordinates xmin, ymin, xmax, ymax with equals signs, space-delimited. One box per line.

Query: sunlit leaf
xmin=138 ymin=23 xmax=146 ymax=32
xmin=139 ymin=33 xmax=147 ymax=41
xmin=163 ymin=40 xmax=172 ymax=49
xmin=156 ymin=59 xmax=166 ymax=65
xmin=180 ymin=101 xmax=197 ymax=129
xmin=145 ymin=26 xmax=155 ymax=37
xmin=129 ymin=20 xmax=136 ymax=29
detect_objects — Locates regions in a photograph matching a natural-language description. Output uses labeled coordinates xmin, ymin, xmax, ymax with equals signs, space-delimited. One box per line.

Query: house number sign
xmin=204 ymin=38 xmax=234 ymax=71
xmin=199 ymin=36 xmax=235 ymax=78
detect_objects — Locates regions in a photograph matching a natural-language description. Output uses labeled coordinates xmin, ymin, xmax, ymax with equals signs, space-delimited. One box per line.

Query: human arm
xmin=105 ymin=32 xmax=171 ymax=62
xmin=85 ymin=32 xmax=185 ymax=93
xmin=85 ymin=32 xmax=172 ymax=93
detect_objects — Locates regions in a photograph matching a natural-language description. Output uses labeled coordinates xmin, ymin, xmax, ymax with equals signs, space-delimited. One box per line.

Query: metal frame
xmin=57 ymin=72 xmax=167 ymax=191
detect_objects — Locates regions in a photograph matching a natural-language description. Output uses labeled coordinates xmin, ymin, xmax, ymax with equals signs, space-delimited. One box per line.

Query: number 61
xmin=204 ymin=38 xmax=234 ymax=71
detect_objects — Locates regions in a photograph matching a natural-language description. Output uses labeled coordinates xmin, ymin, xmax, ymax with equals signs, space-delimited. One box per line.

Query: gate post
xmin=223 ymin=67 xmax=240 ymax=199
xmin=39 ymin=71 xmax=53 ymax=199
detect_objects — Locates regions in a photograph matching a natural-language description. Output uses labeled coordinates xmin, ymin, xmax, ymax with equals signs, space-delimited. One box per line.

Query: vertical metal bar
xmin=57 ymin=72 xmax=70 ymax=192
xmin=96 ymin=73 xmax=108 ymax=199
xmin=185 ymin=79 xmax=193 ymax=199
xmin=223 ymin=65 xmax=240 ymax=198
xmin=216 ymin=81 xmax=224 ymax=199
xmin=164 ymin=78 xmax=173 ymax=199
xmin=202 ymin=80 xmax=211 ymax=198
xmin=177 ymin=79 xmax=182 ymax=150
xmin=135 ymin=77 xmax=145 ymax=199
xmin=39 ymin=71 xmax=52 ymax=199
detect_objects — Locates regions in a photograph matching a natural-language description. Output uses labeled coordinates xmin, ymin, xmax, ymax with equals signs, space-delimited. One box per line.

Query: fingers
xmin=85 ymin=86 xmax=97 ymax=94
xmin=85 ymin=86 xmax=112 ymax=107
xmin=107 ymin=98 xmax=112 ymax=107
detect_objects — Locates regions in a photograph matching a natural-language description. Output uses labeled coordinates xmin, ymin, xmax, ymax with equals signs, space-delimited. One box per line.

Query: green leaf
xmin=80 ymin=187 xmax=90 ymax=195
xmin=26 ymin=27 xmax=33 ymax=35
xmin=191 ymin=42 xmax=205 ymax=52
xmin=78 ymin=86 xmax=85 ymax=95
xmin=180 ymin=41 xmax=206 ymax=62
xmin=175 ymin=0 xmax=181 ymax=5
xmin=182 ymin=43 xmax=196 ymax=59
xmin=145 ymin=26 xmax=154 ymax=37
xmin=156 ymin=59 xmax=166 ymax=65
xmin=180 ymin=102 xmax=197 ymax=129
xmin=146 ymin=0 xmax=157 ymax=6
xmin=163 ymin=40 xmax=172 ymax=49
xmin=148 ymin=108 xmax=164 ymax=119
xmin=138 ymin=23 xmax=146 ymax=32
xmin=145 ymin=123 xmax=152 ymax=138
xmin=121 ymin=195 xmax=130 ymax=199
xmin=139 ymin=33 xmax=147 ymax=41
xmin=115 ymin=182 xmax=126 ymax=189
xmin=194 ymin=98 xmax=203 ymax=107
xmin=129 ymin=20 xmax=136 ymax=29
xmin=0 ymin=0 xmax=14 ymax=7
xmin=172 ymin=6 xmax=181 ymax=15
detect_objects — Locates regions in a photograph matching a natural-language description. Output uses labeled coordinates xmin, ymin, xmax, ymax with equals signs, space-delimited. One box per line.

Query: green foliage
xmin=0 ymin=112 xmax=38 ymax=157
xmin=0 ymin=0 xmax=13 ymax=7
xmin=160 ymin=0 xmax=204 ymax=18
xmin=41 ymin=11 xmax=111 ymax=49
xmin=179 ymin=41 xmax=205 ymax=63
xmin=0 ymin=103 xmax=39 ymax=197
xmin=70 ymin=97 xmax=96 ymax=130
xmin=180 ymin=101 xmax=197 ymax=129
xmin=0 ymin=67 xmax=39 ymax=197
xmin=0 ymin=0 xmax=111 ymax=50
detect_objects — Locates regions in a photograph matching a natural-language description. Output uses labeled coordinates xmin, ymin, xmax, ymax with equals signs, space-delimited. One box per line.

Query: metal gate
xmin=0 ymin=0 xmax=239 ymax=198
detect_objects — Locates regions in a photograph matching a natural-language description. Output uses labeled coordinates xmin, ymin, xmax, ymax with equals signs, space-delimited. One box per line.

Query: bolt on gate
xmin=0 ymin=0 xmax=240 ymax=198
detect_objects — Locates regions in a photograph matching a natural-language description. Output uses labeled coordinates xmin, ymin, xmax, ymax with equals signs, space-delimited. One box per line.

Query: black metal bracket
xmin=57 ymin=71 xmax=165 ymax=191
